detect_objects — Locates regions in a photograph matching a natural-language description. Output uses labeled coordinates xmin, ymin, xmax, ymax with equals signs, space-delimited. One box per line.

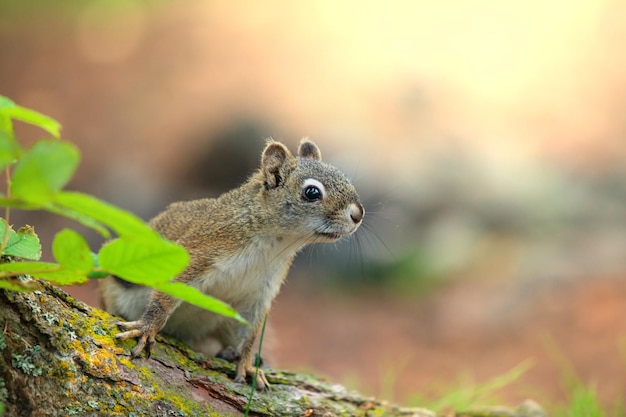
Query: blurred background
xmin=2 ymin=0 xmax=625 ymax=410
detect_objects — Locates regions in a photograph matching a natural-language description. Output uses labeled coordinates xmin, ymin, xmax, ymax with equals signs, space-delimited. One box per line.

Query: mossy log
xmin=0 ymin=282 xmax=545 ymax=417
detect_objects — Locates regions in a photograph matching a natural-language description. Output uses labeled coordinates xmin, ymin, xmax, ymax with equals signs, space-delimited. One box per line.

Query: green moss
xmin=42 ymin=311 xmax=57 ymax=325
xmin=86 ymin=399 xmax=100 ymax=410
xmin=11 ymin=345 xmax=43 ymax=376
xmin=63 ymin=404 xmax=85 ymax=415
xmin=131 ymin=363 xmax=210 ymax=416
xmin=0 ymin=379 xmax=8 ymax=404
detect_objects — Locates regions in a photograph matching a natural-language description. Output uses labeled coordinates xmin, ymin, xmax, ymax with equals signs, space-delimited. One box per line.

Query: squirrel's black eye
xmin=303 ymin=185 xmax=322 ymax=201
xmin=301 ymin=178 xmax=326 ymax=202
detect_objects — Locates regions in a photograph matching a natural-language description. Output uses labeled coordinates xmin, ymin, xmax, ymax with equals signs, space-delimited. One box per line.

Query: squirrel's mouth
xmin=315 ymin=232 xmax=343 ymax=240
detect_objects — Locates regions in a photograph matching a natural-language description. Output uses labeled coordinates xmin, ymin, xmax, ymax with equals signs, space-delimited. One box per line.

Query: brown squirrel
xmin=99 ymin=139 xmax=364 ymax=390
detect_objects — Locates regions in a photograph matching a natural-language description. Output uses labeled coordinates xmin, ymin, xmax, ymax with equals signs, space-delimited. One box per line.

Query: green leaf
xmin=0 ymin=279 xmax=35 ymax=292
xmin=0 ymin=198 xmax=111 ymax=238
xmin=152 ymin=281 xmax=246 ymax=324
xmin=52 ymin=229 xmax=93 ymax=273
xmin=0 ymin=130 xmax=20 ymax=170
xmin=0 ymin=198 xmax=41 ymax=210
xmin=0 ymin=221 xmax=42 ymax=260
xmin=0 ymin=116 xmax=12 ymax=141
xmin=32 ymin=268 xmax=88 ymax=285
xmin=0 ymin=261 xmax=60 ymax=274
xmin=98 ymin=236 xmax=189 ymax=284
xmin=0 ymin=96 xmax=16 ymax=109
xmin=43 ymin=202 xmax=110 ymax=238
xmin=54 ymin=191 xmax=156 ymax=238
xmin=0 ymin=105 xmax=61 ymax=138
xmin=0 ymin=96 xmax=16 ymax=137
xmin=0 ymin=260 xmax=88 ymax=285
xmin=87 ymin=270 xmax=109 ymax=279
xmin=12 ymin=140 xmax=80 ymax=204
xmin=87 ymin=252 xmax=108 ymax=278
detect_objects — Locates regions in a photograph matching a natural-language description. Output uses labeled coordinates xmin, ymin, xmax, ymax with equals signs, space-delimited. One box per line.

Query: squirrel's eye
xmin=302 ymin=178 xmax=326 ymax=202
xmin=303 ymin=185 xmax=322 ymax=201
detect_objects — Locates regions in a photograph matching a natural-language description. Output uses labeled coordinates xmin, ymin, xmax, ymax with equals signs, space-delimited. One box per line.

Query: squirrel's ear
xmin=298 ymin=138 xmax=322 ymax=161
xmin=261 ymin=140 xmax=295 ymax=189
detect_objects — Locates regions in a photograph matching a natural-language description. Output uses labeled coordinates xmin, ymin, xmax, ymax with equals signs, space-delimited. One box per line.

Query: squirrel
xmin=99 ymin=138 xmax=364 ymax=390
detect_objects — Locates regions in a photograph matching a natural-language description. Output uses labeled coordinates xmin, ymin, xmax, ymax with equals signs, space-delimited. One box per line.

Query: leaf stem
xmin=1 ymin=167 xmax=11 ymax=253
xmin=4 ymin=167 xmax=10 ymax=222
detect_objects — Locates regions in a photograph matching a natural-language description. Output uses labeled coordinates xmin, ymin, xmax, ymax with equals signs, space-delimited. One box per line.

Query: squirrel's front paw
xmin=114 ymin=320 xmax=157 ymax=358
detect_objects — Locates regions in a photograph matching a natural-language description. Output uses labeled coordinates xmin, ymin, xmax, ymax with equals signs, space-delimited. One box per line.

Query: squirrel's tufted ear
xmin=261 ymin=140 xmax=296 ymax=189
xmin=298 ymin=138 xmax=322 ymax=161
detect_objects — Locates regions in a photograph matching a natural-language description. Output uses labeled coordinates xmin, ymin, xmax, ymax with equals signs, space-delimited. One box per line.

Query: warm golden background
xmin=2 ymin=0 xmax=626 ymax=410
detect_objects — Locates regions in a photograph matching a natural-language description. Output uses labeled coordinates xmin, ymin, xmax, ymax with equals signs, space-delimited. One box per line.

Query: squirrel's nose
xmin=349 ymin=203 xmax=364 ymax=224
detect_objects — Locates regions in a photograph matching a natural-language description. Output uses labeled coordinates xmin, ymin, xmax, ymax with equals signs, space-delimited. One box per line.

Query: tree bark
xmin=0 ymin=282 xmax=545 ymax=417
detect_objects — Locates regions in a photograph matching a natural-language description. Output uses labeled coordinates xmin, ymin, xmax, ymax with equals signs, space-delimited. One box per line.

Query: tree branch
xmin=0 ymin=282 xmax=545 ymax=417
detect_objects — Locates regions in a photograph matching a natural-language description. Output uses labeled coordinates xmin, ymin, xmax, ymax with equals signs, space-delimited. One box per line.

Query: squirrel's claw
xmin=114 ymin=320 xmax=156 ymax=358
xmin=235 ymin=366 xmax=270 ymax=391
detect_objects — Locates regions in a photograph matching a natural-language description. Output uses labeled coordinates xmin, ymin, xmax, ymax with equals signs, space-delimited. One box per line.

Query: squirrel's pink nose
xmin=349 ymin=203 xmax=364 ymax=224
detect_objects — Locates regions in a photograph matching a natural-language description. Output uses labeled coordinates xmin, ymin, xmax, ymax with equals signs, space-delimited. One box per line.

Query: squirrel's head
xmin=259 ymin=138 xmax=364 ymax=243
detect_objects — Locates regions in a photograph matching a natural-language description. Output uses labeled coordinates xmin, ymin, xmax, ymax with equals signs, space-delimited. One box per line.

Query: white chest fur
xmin=204 ymin=235 xmax=303 ymax=308
xmin=161 ymin=235 xmax=303 ymax=348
